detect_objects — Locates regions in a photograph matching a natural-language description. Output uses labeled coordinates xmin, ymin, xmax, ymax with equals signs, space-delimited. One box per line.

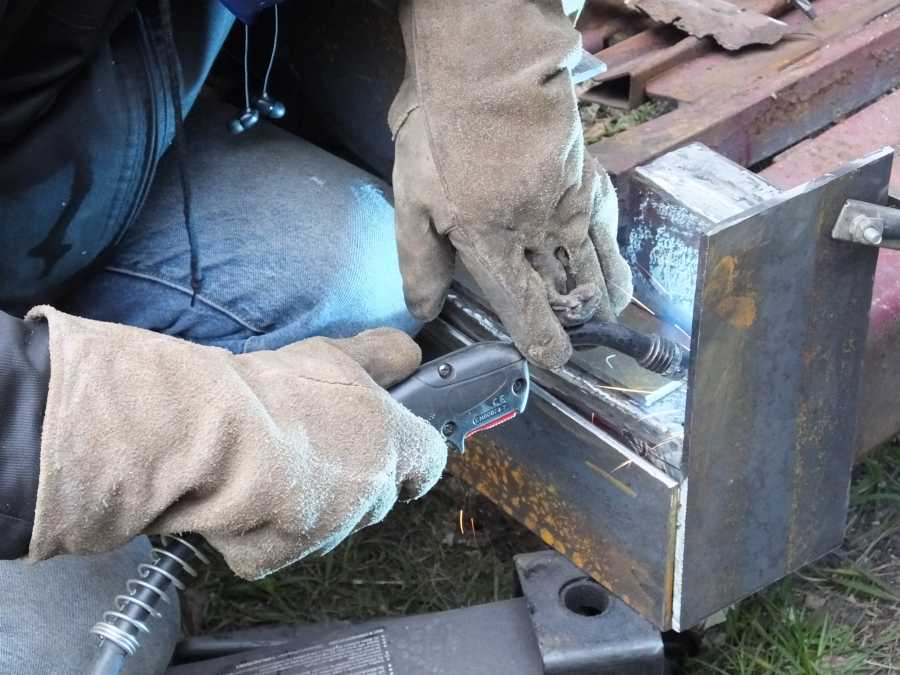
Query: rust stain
xmin=539 ymin=528 xmax=554 ymax=546
xmin=447 ymin=437 xmax=670 ymax=627
xmin=801 ymin=345 xmax=818 ymax=367
xmin=705 ymin=255 xmax=758 ymax=328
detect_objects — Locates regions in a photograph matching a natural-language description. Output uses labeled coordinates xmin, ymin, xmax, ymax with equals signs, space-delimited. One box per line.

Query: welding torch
xmin=567 ymin=319 xmax=690 ymax=380
xmin=87 ymin=319 xmax=687 ymax=675
xmin=87 ymin=341 xmax=531 ymax=675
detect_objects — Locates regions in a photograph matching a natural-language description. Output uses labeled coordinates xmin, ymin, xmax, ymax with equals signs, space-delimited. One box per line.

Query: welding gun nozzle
xmin=637 ymin=333 xmax=689 ymax=380
xmin=568 ymin=321 xmax=689 ymax=380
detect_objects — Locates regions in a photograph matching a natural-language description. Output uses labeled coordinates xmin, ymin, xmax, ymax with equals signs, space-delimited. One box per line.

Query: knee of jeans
xmin=242 ymin=180 xmax=420 ymax=352
xmin=61 ymin=270 xmax=258 ymax=353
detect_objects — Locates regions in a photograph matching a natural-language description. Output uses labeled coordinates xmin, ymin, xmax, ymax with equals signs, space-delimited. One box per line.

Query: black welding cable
xmin=568 ymin=320 xmax=690 ymax=380
xmin=157 ymin=0 xmax=203 ymax=305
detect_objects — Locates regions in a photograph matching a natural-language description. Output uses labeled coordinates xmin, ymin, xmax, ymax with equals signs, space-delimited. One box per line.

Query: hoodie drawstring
xmin=156 ymin=0 xmax=203 ymax=305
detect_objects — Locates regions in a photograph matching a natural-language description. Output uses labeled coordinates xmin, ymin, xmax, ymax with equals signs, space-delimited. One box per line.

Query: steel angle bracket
xmin=674 ymin=147 xmax=893 ymax=630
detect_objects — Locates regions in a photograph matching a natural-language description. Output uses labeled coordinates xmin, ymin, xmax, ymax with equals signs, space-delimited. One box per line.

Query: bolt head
xmin=441 ymin=421 xmax=457 ymax=438
xmin=850 ymin=214 xmax=884 ymax=245
xmin=438 ymin=363 xmax=453 ymax=379
xmin=863 ymin=226 xmax=883 ymax=245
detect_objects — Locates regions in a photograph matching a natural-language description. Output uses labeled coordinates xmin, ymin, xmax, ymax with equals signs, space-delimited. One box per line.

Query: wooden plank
xmin=591 ymin=0 xmax=900 ymax=179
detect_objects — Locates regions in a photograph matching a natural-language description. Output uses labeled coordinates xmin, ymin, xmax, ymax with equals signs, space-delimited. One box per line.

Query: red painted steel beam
xmin=761 ymin=89 xmax=900 ymax=200
xmin=859 ymin=252 xmax=900 ymax=453
xmin=580 ymin=0 xmax=795 ymax=110
xmin=591 ymin=0 xmax=900 ymax=179
xmin=578 ymin=3 xmax=651 ymax=54
xmin=759 ymin=92 xmax=900 ymax=453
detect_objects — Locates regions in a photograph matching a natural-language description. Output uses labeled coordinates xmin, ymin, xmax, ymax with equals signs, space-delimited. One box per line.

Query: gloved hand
xmin=25 ymin=307 xmax=447 ymax=579
xmin=390 ymin=0 xmax=633 ymax=370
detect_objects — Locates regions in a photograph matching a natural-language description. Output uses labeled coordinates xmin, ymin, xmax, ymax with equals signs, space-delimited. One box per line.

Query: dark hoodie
xmin=0 ymin=0 xmax=251 ymax=312
xmin=0 ymin=0 xmax=264 ymax=557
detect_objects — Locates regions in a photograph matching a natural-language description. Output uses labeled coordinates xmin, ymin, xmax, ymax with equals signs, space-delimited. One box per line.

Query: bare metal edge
xmin=671 ymin=478 xmax=688 ymax=633
xmin=706 ymin=146 xmax=896 ymax=238
xmin=439 ymin=320 xmax=678 ymax=488
xmin=447 ymin=291 xmax=686 ymax=410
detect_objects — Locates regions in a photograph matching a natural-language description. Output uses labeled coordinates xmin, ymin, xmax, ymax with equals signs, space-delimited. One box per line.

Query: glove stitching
xmin=409 ymin=2 xmax=460 ymax=234
xmin=289 ymin=373 xmax=383 ymax=393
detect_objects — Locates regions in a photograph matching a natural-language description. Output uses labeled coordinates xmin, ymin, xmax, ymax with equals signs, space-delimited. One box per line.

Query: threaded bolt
xmin=851 ymin=214 xmax=884 ymax=246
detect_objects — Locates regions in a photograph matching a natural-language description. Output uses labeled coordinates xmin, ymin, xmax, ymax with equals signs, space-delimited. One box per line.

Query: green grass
xmin=581 ymin=100 xmax=672 ymax=144
xmin=186 ymin=478 xmax=544 ymax=635
xmin=187 ymin=444 xmax=900 ymax=673
xmin=688 ymin=442 xmax=900 ymax=674
xmin=688 ymin=578 xmax=900 ymax=674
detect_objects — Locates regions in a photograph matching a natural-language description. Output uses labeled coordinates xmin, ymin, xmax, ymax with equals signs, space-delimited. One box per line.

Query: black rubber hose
xmin=87 ymin=535 xmax=207 ymax=675
xmin=883 ymin=219 xmax=900 ymax=241
xmin=567 ymin=320 xmax=690 ymax=380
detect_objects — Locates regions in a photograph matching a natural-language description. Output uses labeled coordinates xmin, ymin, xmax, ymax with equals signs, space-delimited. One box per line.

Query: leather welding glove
xmin=25 ymin=307 xmax=447 ymax=580
xmin=390 ymin=0 xmax=633 ymax=370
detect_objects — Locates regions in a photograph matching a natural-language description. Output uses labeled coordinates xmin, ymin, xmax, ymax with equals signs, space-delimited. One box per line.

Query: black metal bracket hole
xmin=560 ymin=579 xmax=610 ymax=618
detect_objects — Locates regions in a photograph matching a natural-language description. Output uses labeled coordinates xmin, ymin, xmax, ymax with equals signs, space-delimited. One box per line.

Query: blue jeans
xmin=1 ymin=103 xmax=416 ymax=675
xmin=63 ymin=97 xmax=418 ymax=350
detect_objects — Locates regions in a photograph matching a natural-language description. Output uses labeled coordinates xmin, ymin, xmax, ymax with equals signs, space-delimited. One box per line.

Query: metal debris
xmin=623 ymin=0 xmax=790 ymax=50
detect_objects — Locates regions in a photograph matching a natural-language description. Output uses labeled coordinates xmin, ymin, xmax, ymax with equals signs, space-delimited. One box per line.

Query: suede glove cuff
xmin=26 ymin=306 xmax=447 ymax=579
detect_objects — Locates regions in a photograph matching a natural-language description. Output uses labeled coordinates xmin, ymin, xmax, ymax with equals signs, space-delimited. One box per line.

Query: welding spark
xmin=470 ymin=517 xmax=477 ymax=537
xmin=597 ymin=384 xmax=655 ymax=395
xmin=647 ymin=435 xmax=682 ymax=452
xmin=636 ymin=409 xmax=682 ymax=422
xmin=610 ymin=459 xmax=633 ymax=474
xmin=675 ymin=325 xmax=691 ymax=341
xmin=630 ymin=296 xmax=657 ymax=317
xmin=608 ymin=279 xmax=657 ymax=316
xmin=459 ymin=509 xmax=465 ymax=536
xmin=633 ymin=261 xmax=672 ymax=298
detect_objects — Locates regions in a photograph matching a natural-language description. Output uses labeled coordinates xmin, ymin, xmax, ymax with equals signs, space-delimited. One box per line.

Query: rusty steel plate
xmin=422 ymin=320 xmax=681 ymax=629
xmin=674 ymin=148 xmax=892 ymax=630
